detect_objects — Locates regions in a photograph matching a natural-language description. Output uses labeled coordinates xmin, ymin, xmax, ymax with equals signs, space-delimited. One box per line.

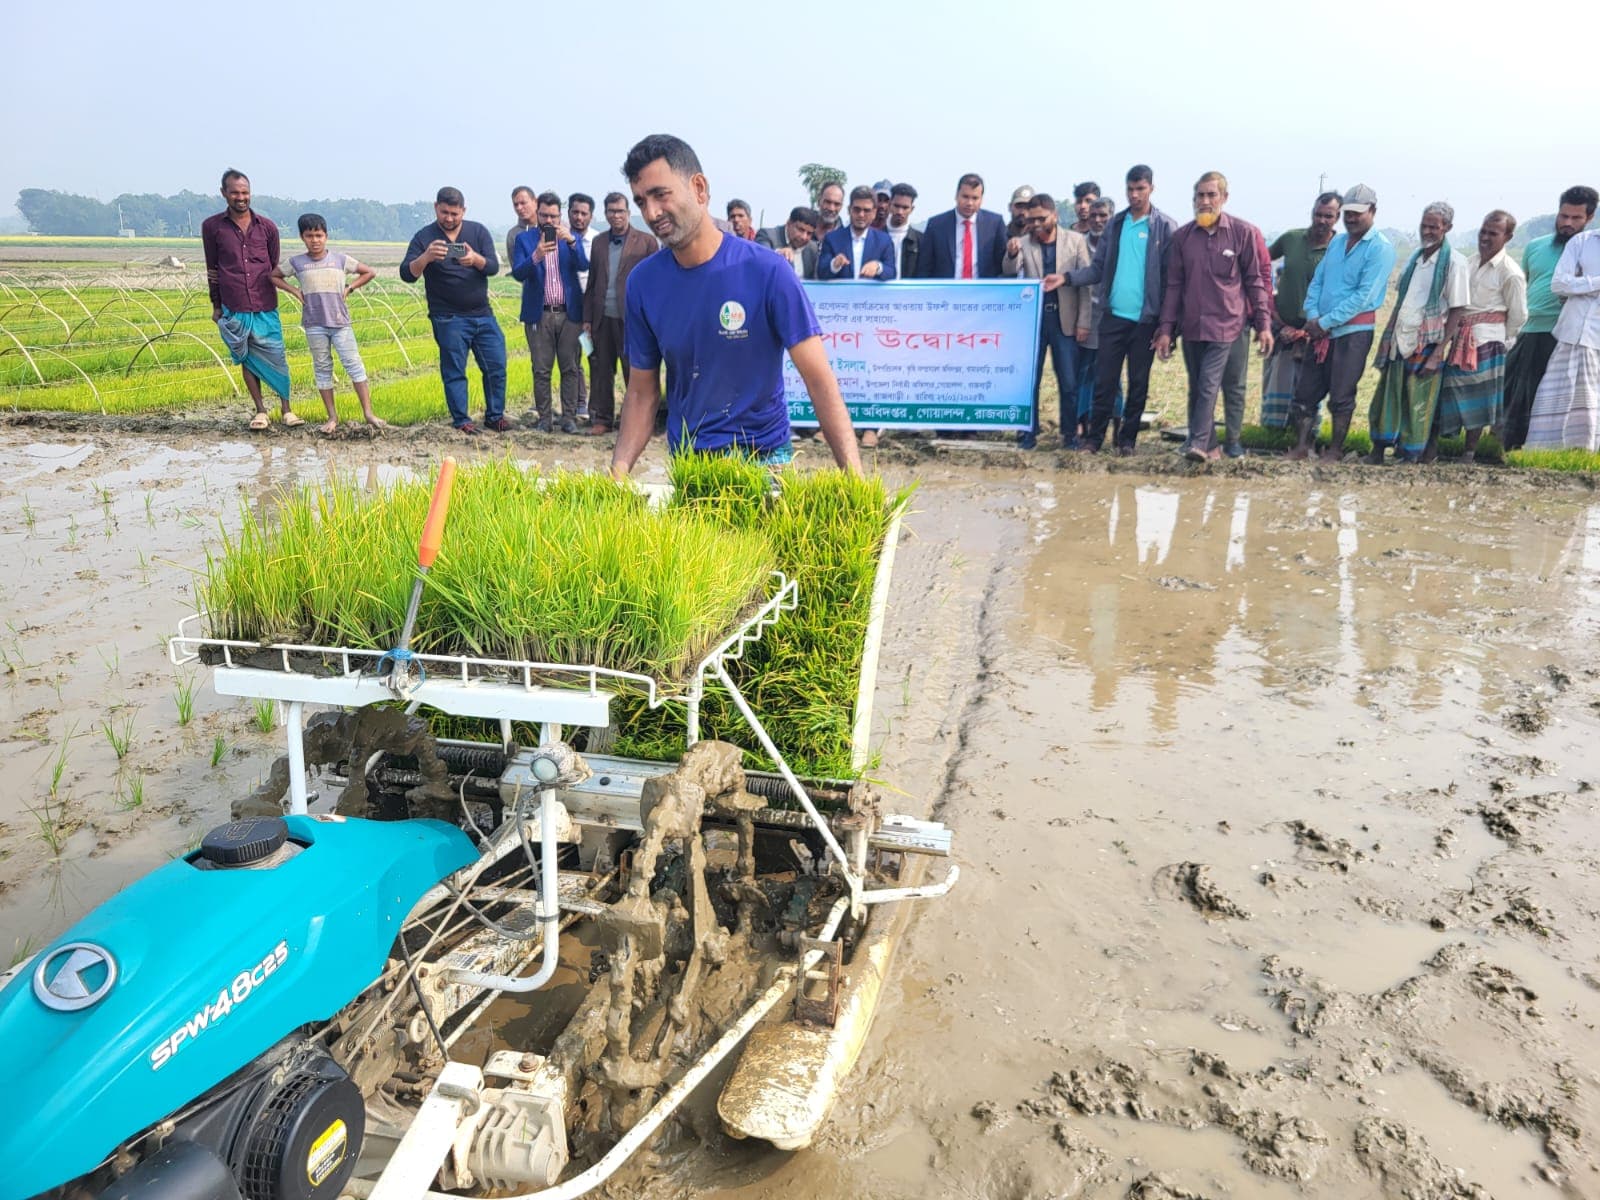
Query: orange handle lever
xmin=417 ymin=456 xmax=457 ymax=568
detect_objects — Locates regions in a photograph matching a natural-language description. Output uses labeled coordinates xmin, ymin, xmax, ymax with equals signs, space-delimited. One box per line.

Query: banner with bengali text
xmin=786 ymin=280 xmax=1043 ymax=430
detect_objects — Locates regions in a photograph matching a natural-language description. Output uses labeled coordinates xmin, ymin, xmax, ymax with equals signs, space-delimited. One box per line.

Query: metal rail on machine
xmin=167 ymin=569 xmax=954 ymax=914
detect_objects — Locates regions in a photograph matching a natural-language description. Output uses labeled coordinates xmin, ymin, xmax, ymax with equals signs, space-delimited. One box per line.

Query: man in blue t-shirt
xmin=609 ymin=134 xmax=862 ymax=477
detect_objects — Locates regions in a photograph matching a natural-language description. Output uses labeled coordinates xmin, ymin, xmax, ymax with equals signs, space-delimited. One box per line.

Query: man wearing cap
xmin=871 ymin=180 xmax=893 ymax=230
xmin=1008 ymin=186 xmax=1036 ymax=240
xmin=1286 ymin=183 xmax=1396 ymax=461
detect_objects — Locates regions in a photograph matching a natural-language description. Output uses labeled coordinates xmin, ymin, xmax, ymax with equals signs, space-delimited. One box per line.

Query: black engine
xmin=95 ymin=1036 xmax=364 ymax=1200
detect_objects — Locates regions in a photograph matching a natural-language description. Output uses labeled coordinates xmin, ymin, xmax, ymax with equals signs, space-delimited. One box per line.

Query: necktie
xmin=961 ymin=218 xmax=974 ymax=279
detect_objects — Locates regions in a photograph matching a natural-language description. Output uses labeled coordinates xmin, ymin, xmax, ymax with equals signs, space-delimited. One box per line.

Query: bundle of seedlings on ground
xmin=199 ymin=458 xmax=777 ymax=682
xmin=611 ymin=454 xmax=913 ymax=781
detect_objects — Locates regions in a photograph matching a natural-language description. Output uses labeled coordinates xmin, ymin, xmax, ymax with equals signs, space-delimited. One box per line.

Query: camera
xmin=447 ymin=242 xmax=469 ymax=260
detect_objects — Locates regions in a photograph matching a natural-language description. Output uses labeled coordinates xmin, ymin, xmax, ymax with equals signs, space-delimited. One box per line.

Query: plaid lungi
xmin=1438 ymin=342 xmax=1506 ymax=437
xmin=1525 ymin=343 xmax=1600 ymax=452
xmin=1260 ymin=341 xmax=1299 ymax=429
xmin=1369 ymin=349 xmax=1443 ymax=456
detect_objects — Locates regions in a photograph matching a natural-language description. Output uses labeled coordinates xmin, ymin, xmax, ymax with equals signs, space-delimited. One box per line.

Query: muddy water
xmin=682 ymin=475 xmax=1600 ymax=1200
xmin=5 ymin=433 xmax=1600 ymax=1199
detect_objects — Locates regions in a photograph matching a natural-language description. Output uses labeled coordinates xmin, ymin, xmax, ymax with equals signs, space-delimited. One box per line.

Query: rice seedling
xmin=252 ymin=697 xmax=277 ymax=733
xmin=118 ymin=773 xmax=146 ymax=810
xmin=608 ymin=456 xmax=913 ymax=780
xmin=1237 ymin=424 xmax=1376 ymax=457
xmin=99 ymin=710 xmax=136 ymax=759
xmin=48 ymin=728 xmax=74 ymax=799
xmin=1506 ymin=447 xmax=1600 ymax=473
xmin=209 ymin=735 xmax=228 ymax=768
xmin=66 ymin=513 xmax=79 ymax=547
xmin=174 ymin=672 xmax=197 ymax=726
xmin=198 ymin=458 xmax=775 ymax=682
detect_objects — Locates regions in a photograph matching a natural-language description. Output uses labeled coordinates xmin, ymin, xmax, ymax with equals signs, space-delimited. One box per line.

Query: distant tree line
xmin=15 ymin=188 xmax=437 ymax=241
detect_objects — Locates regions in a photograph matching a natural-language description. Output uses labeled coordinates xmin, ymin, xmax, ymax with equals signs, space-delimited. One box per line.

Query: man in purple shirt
xmin=1154 ymin=172 xmax=1272 ymax=461
xmin=200 ymin=169 xmax=296 ymax=430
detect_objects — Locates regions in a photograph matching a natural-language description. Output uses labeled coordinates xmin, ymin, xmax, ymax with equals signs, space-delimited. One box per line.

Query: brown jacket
xmin=583 ymin=228 xmax=659 ymax=326
xmin=1002 ymin=227 xmax=1094 ymax=338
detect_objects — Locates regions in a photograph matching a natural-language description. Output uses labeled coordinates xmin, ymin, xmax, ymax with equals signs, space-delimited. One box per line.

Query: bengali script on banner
xmin=786 ymin=280 xmax=1043 ymax=430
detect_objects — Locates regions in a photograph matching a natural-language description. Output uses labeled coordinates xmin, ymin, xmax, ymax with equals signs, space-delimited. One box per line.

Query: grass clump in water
xmin=200 ymin=458 xmax=777 ymax=683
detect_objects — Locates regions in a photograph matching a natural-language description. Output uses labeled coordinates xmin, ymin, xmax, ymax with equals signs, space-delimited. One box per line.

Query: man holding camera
xmin=512 ymin=191 xmax=590 ymax=433
xmin=400 ymin=186 xmax=508 ymax=434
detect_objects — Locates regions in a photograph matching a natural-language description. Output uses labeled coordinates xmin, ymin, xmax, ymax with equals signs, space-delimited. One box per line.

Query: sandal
xmin=248 ymin=412 xmax=270 ymax=431
xmin=281 ymin=412 xmax=306 ymax=428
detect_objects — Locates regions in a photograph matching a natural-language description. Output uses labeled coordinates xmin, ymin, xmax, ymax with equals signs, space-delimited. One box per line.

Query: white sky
xmin=5 ymin=0 xmax=1587 ymax=239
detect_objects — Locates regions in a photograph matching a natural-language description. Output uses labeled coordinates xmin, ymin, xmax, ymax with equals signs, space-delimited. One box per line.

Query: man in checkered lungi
xmin=1438 ymin=211 xmax=1526 ymax=461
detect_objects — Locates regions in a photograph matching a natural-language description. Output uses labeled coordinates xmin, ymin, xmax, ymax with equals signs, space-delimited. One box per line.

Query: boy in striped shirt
xmin=273 ymin=214 xmax=386 ymax=433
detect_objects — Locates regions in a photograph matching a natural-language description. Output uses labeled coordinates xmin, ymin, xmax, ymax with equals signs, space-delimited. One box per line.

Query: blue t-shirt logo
xmin=719 ymin=300 xmax=747 ymax=335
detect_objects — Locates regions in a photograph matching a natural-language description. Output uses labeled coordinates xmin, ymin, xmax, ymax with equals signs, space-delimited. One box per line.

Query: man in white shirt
xmin=1438 ymin=210 xmax=1527 ymax=459
xmin=1367 ymin=202 xmax=1470 ymax=464
xmin=1525 ymin=227 xmax=1600 ymax=451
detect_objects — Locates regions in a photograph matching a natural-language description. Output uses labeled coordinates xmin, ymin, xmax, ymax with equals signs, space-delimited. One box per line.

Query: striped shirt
xmin=283 ymin=250 xmax=362 ymax=328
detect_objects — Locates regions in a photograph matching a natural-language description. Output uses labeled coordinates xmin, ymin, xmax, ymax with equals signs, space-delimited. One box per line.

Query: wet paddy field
xmin=3 ymin=428 xmax=1599 ymax=1198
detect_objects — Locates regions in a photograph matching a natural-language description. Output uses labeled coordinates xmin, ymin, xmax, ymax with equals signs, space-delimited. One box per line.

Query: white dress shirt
xmin=851 ymin=229 xmax=867 ymax=278
xmin=576 ymin=226 xmax=600 ymax=293
xmin=1462 ymin=249 xmax=1527 ymax=347
xmin=1553 ymin=229 xmax=1600 ymax=350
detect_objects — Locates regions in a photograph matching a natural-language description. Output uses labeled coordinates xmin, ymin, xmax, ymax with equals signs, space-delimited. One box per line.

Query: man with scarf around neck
xmin=1435 ymin=211 xmax=1526 ymax=461
xmin=1365 ymin=203 xmax=1470 ymax=464
xmin=1287 ymin=184 xmax=1395 ymax=461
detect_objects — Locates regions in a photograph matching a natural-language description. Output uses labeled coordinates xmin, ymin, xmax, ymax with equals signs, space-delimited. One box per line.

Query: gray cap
xmin=1010 ymin=185 xmax=1036 ymax=204
xmin=1342 ymin=183 xmax=1377 ymax=213
xmin=872 ymin=178 xmax=893 ymax=197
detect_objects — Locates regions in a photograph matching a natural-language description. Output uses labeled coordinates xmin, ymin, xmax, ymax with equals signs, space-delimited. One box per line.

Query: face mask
xmin=1195 ymin=210 xmax=1219 ymax=229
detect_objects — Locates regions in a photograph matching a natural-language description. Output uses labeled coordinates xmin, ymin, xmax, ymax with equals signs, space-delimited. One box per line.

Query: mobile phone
xmin=447 ymin=242 xmax=468 ymax=260
xmin=540 ymin=225 xmax=558 ymax=244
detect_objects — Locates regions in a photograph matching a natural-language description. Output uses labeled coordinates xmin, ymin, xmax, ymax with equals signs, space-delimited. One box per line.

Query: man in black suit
xmin=886 ymin=183 xmax=922 ymax=281
xmin=756 ymin=206 xmax=821 ymax=279
xmin=916 ymin=173 xmax=1008 ymax=279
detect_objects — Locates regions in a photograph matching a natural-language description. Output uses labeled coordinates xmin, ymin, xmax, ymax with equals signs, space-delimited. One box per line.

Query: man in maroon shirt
xmin=201 ymin=169 xmax=296 ymax=430
xmin=1154 ymin=172 xmax=1273 ymax=461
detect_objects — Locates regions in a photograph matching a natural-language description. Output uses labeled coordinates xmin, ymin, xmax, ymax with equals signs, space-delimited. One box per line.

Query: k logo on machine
xmin=718 ymin=300 xmax=747 ymax=338
xmin=33 ymin=942 xmax=118 ymax=1012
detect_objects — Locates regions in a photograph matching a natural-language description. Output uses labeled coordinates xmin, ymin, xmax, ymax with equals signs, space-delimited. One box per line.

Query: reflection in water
xmin=1024 ymin=479 xmax=1596 ymax=733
